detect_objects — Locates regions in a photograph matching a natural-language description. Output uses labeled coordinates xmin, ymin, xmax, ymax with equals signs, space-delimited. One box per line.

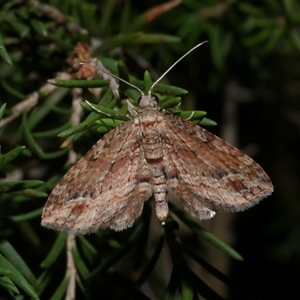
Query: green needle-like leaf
xmin=0 ymin=254 xmax=39 ymax=300
xmin=0 ymin=240 xmax=37 ymax=288
xmin=0 ymin=33 xmax=13 ymax=65
xmin=0 ymin=146 xmax=26 ymax=170
xmin=40 ymin=233 xmax=67 ymax=268
xmin=170 ymin=204 xmax=244 ymax=261
xmin=0 ymin=180 xmax=44 ymax=193
xmin=49 ymin=79 xmax=110 ymax=88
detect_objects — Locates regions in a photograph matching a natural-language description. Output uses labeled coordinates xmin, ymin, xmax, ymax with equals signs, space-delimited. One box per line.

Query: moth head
xmin=138 ymin=94 xmax=159 ymax=109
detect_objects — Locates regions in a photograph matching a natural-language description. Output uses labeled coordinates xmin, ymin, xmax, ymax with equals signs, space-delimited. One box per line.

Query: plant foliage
xmin=0 ymin=1 xmax=299 ymax=299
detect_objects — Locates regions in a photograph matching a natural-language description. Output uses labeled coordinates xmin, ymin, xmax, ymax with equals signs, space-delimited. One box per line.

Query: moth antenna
xmin=79 ymin=62 xmax=144 ymax=95
xmin=149 ymin=41 xmax=208 ymax=93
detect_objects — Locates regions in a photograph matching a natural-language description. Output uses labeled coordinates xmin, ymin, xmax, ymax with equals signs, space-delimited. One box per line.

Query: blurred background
xmin=0 ymin=1 xmax=299 ymax=299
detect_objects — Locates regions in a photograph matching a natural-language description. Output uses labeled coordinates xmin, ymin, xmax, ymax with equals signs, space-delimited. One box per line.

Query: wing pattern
xmin=42 ymin=120 xmax=152 ymax=234
xmin=161 ymin=114 xmax=273 ymax=219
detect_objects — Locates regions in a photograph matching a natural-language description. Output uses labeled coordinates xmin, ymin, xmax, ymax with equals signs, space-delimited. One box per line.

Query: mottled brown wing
xmin=162 ymin=114 xmax=273 ymax=219
xmin=42 ymin=120 xmax=152 ymax=234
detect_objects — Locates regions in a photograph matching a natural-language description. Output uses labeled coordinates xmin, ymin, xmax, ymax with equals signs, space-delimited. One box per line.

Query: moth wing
xmin=42 ymin=120 xmax=152 ymax=234
xmin=162 ymin=115 xmax=273 ymax=218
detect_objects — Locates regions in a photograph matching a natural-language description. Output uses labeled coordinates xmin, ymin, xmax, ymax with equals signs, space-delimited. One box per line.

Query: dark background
xmin=0 ymin=1 xmax=299 ymax=299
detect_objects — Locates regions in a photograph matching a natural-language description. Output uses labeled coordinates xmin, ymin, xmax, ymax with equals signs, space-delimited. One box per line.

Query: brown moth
xmin=41 ymin=43 xmax=273 ymax=234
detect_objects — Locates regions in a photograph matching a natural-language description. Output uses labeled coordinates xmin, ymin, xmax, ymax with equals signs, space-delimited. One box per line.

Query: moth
xmin=41 ymin=42 xmax=273 ymax=234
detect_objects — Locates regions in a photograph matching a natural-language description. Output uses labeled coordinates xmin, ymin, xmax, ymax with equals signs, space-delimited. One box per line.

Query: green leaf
xmin=11 ymin=19 xmax=30 ymax=38
xmin=98 ymin=32 xmax=143 ymax=52
xmin=144 ymin=71 xmax=153 ymax=94
xmin=165 ymin=267 xmax=179 ymax=300
xmin=129 ymin=77 xmax=188 ymax=96
xmin=133 ymin=235 xmax=164 ymax=288
xmin=0 ymin=266 xmax=11 ymax=276
xmin=33 ymin=122 xmax=71 ymax=138
xmin=180 ymin=243 xmax=232 ymax=286
xmin=0 ymin=3 xmax=15 ymax=22
xmin=77 ymin=235 xmax=98 ymax=259
xmin=0 ymin=146 xmax=26 ymax=170
xmin=172 ymin=110 xmax=207 ymax=120
xmin=119 ymin=0 xmax=131 ymax=33
xmin=0 ymin=33 xmax=13 ymax=65
xmin=117 ymin=60 xmax=131 ymax=92
xmin=22 ymin=113 xmax=69 ymax=159
xmin=95 ymin=118 xmax=125 ymax=129
xmin=0 ymin=254 xmax=39 ymax=299
xmin=71 ymin=242 xmax=90 ymax=279
xmin=49 ymin=79 xmax=110 ymax=88
xmin=12 ymin=189 xmax=48 ymax=198
xmin=263 ymin=27 xmax=283 ymax=53
xmin=282 ymin=0 xmax=293 ymax=16
xmin=0 ymin=275 xmax=19 ymax=294
xmin=0 ymin=180 xmax=44 ymax=193
xmin=88 ymin=224 xmax=144 ymax=279
xmin=30 ymin=19 xmax=47 ymax=37
xmin=32 ymin=87 xmax=70 ymax=129
xmin=198 ymin=117 xmax=217 ymax=126
xmin=40 ymin=233 xmax=67 ymax=268
xmin=57 ymin=119 xmax=97 ymax=138
xmin=152 ymin=83 xmax=188 ymax=96
xmin=243 ymin=28 xmax=271 ymax=47
xmin=0 ymin=79 xmax=26 ymax=99
xmin=58 ymin=90 xmax=117 ymax=140
xmin=159 ymin=97 xmax=182 ymax=109
xmin=290 ymin=29 xmax=300 ymax=51
xmin=99 ymin=0 xmax=115 ymax=35
xmin=0 ymin=103 xmax=7 ymax=120
xmin=238 ymin=3 xmax=264 ymax=16
xmin=134 ymin=34 xmax=181 ymax=44
xmin=209 ymin=25 xmax=225 ymax=71
xmin=189 ymin=271 xmax=226 ymax=300
xmin=0 ymin=240 xmax=37 ymax=288
xmin=180 ymin=278 xmax=194 ymax=300
xmin=49 ymin=274 xmax=69 ymax=300
xmin=170 ymin=204 xmax=244 ymax=261
xmin=80 ymin=102 xmax=127 ymax=119
xmin=9 ymin=207 xmax=43 ymax=222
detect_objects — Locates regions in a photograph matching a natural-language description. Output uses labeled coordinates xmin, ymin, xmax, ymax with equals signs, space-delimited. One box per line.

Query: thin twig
xmin=65 ymin=234 xmax=76 ymax=300
xmin=0 ymin=92 xmax=38 ymax=128
xmin=64 ymin=87 xmax=85 ymax=300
